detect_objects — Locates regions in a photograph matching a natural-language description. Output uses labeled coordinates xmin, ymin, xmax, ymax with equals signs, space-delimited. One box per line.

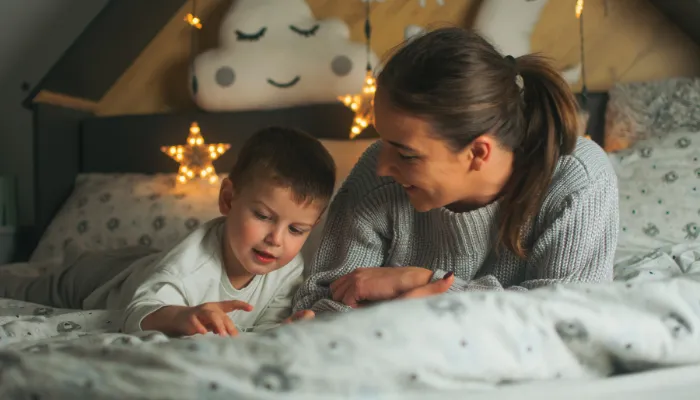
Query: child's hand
xmin=283 ymin=309 xmax=315 ymax=324
xmin=177 ymin=300 xmax=253 ymax=336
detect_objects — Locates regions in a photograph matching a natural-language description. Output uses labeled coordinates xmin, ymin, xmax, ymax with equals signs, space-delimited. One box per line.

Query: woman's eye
xmin=398 ymin=153 xmax=418 ymax=161
xmin=289 ymin=24 xmax=319 ymax=37
xmin=236 ymin=27 xmax=267 ymax=41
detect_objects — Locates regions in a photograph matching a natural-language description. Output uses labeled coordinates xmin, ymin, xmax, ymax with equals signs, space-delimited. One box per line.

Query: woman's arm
xmin=293 ymin=186 xmax=391 ymax=313
xmin=432 ymin=170 xmax=619 ymax=292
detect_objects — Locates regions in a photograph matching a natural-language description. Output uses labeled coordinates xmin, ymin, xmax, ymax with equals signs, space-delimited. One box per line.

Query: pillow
xmin=30 ymin=174 xmax=223 ymax=263
xmin=192 ymin=0 xmax=378 ymax=111
xmin=604 ymin=78 xmax=700 ymax=152
xmin=611 ymin=130 xmax=700 ymax=262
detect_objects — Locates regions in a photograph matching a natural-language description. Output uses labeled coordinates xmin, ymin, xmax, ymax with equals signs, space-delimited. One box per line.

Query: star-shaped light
xmin=161 ymin=122 xmax=230 ymax=184
xmin=338 ymin=70 xmax=376 ymax=139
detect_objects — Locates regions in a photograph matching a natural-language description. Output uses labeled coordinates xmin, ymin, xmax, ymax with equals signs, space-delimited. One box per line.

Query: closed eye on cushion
xmin=289 ymin=24 xmax=319 ymax=37
xmin=235 ymin=27 xmax=267 ymax=41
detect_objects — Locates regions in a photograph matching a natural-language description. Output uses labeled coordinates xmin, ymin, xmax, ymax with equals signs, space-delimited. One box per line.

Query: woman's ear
xmin=464 ymin=135 xmax=493 ymax=172
xmin=219 ymin=178 xmax=236 ymax=215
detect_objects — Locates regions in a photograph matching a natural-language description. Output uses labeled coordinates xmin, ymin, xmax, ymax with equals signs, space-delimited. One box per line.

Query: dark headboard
xmin=29 ymin=92 xmax=608 ymax=258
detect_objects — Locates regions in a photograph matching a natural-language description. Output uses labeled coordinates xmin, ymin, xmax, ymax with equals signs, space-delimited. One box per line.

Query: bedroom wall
xmin=0 ymin=0 xmax=109 ymax=227
xmin=90 ymin=0 xmax=700 ymax=117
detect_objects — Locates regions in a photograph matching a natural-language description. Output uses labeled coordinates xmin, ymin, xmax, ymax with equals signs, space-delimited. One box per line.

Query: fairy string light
xmin=576 ymin=0 xmax=588 ymax=109
xmin=338 ymin=0 xmax=376 ymax=139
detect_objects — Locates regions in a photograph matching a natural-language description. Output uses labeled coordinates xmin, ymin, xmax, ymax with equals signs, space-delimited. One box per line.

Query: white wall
xmin=0 ymin=0 xmax=108 ymax=227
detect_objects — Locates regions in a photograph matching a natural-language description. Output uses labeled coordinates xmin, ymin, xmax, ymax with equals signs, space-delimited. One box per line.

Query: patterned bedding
xmin=0 ymin=243 xmax=699 ymax=399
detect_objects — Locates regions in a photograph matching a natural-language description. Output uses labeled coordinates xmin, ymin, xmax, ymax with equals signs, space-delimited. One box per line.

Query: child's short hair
xmin=229 ymin=127 xmax=336 ymax=205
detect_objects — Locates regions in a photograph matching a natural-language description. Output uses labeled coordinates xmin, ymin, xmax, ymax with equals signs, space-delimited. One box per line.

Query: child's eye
xmin=254 ymin=211 xmax=270 ymax=220
xmin=288 ymin=226 xmax=306 ymax=235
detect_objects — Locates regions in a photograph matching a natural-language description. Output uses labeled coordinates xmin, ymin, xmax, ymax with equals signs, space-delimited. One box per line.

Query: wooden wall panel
xmin=95 ymin=0 xmax=700 ymax=117
xmin=532 ymin=0 xmax=700 ymax=91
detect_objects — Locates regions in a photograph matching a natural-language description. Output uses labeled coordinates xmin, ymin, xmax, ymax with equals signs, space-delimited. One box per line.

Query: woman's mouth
xmin=252 ymin=249 xmax=277 ymax=264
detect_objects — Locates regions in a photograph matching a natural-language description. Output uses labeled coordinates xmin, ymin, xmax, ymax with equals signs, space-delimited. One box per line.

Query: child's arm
xmin=123 ymin=271 xmax=253 ymax=336
xmin=121 ymin=272 xmax=191 ymax=334
xmin=142 ymin=300 xmax=253 ymax=337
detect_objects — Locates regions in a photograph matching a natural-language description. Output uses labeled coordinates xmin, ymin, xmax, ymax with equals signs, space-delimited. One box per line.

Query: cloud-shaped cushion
xmin=191 ymin=0 xmax=379 ymax=111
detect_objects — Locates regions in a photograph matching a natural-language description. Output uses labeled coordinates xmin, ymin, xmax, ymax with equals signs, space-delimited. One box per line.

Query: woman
xmin=293 ymin=27 xmax=618 ymax=315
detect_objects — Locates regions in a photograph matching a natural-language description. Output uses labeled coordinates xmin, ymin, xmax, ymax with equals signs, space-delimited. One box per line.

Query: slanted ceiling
xmin=25 ymin=0 xmax=700 ymax=116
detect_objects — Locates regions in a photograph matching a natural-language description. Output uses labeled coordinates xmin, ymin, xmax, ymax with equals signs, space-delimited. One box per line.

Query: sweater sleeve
xmin=432 ymin=169 xmax=619 ymax=292
xmin=293 ymin=187 xmax=391 ymax=314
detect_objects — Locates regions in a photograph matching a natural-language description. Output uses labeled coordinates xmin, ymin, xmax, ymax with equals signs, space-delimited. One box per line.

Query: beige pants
xmin=0 ymin=246 xmax=158 ymax=309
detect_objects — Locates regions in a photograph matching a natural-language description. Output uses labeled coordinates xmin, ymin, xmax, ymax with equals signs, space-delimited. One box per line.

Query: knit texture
xmin=293 ymin=137 xmax=619 ymax=313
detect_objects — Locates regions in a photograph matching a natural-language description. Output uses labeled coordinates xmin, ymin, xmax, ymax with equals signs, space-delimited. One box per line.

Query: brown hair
xmin=377 ymin=27 xmax=579 ymax=258
xmin=229 ymin=127 xmax=336 ymax=206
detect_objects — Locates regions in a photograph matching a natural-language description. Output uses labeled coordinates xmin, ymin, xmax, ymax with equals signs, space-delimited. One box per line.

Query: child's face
xmin=218 ymin=178 xmax=324 ymax=276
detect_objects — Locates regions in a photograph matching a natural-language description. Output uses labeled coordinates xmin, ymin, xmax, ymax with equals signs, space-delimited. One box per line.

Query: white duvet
xmin=0 ymin=243 xmax=699 ymax=399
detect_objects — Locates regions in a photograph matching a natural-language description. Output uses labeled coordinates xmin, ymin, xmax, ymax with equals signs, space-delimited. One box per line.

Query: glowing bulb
xmin=206 ymin=166 xmax=213 ymax=173
xmin=209 ymin=175 xmax=218 ymax=184
xmin=176 ymin=154 xmax=183 ymax=161
xmin=208 ymin=145 xmax=215 ymax=152
xmin=178 ymin=175 xmax=187 ymax=183
xmin=186 ymin=170 xmax=194 ymax=178
xmin=180 ymin=166 xmax=188 ymax=173
xmin=351 ymin=126 xmax=361 ymax=135
xmin=200 ymin=170 xmax=207 ymax=177
xmin=169 ymin=147 xmax=176 ymax=154
xmin=351 ymin=103 xmax=359 ymax=111
xmin=185 ymin=13 xmax=202 ymax=29
xmin=575 ymin=0 xmax=584 ymax=18
xmin=188 ymin=138 xmax=196 ymax=145
xmin=210 ymin=152 xmax=217 ymax=159
xmin=217 ymin=146 xmax=225 ymax=154
xmin=177 ymin=147 xmax=184 ymax=154
xmin=196 ymin=138 xmax=203 ymax=145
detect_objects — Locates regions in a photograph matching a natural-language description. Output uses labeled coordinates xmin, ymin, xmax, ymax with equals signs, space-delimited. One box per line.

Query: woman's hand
xmin=330 ymin=267 xmax=433 ymax=308
xmin=396 ymin=274 xmax=454 ymax=299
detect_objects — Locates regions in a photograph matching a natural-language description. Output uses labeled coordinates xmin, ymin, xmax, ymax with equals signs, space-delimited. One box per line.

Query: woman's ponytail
xmin=497 ymin=54 xmax=579 ymax=258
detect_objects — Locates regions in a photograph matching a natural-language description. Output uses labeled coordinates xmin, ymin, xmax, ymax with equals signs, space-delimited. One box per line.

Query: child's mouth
xmin=252 ymin=249 xmax=277 ymax=264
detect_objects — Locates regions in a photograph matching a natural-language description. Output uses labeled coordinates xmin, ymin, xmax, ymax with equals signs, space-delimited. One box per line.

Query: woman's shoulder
xmin=545 ymin=137 xmax=618 ymax=206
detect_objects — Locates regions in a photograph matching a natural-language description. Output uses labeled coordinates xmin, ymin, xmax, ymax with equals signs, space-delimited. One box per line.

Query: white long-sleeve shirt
xmin=83 ymin=217 xmax=303 ymax=334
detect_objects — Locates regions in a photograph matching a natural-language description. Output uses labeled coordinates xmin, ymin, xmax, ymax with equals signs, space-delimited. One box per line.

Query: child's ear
xmin=219 ymin=178 xmax=236 ymax=215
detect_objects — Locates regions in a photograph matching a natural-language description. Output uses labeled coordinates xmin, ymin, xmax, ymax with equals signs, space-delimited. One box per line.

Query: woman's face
xmin=373 ymin=89 xmax=477 ymax=212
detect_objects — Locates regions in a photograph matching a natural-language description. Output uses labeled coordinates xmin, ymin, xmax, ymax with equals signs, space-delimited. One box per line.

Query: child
xmin=0 ymin=127 xmax=335 ymax=336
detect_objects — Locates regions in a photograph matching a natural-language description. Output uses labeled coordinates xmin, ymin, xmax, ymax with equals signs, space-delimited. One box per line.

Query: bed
xmin=2 ymin=87 xmax=700 ymax=399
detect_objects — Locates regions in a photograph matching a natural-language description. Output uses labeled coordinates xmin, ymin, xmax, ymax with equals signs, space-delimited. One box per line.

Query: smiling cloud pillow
xmin=191 ymin=0 xmax=378 ymax=111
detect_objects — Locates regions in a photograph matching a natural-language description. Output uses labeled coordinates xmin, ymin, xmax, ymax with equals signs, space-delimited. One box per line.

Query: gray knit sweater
xmin=293 ymin=137 xmax=619 ymax=313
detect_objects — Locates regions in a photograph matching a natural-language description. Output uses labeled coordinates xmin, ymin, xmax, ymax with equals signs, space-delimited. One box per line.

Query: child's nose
xmin=264 ymin=229 xmax=283 ymax=247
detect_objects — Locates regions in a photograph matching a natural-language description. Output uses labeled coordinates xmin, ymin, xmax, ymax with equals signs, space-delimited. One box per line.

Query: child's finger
xmin=210 ymin=314 xmax=228 ymax=336
xmin=294 ymin=310 xmax=315 ymax=321
xmin=217 ymin=300 xmax=254 ymax=313
xmin=190 ymin=315 xmax=208 ymax=335
xmin=223 ymin=316 xmax=239 ymax=336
